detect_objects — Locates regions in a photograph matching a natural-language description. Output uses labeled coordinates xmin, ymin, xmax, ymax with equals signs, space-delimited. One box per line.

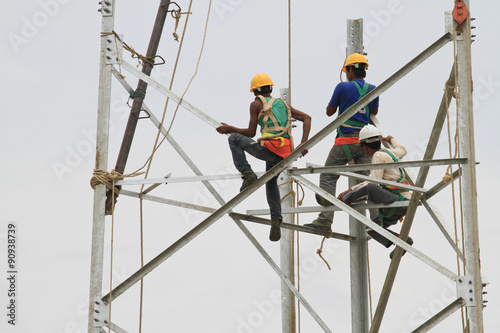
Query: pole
xmin=279 ymin=88 xmax=296 ymax=333
xmin=106 ymin=0 xmax=172 ymax=213
xmin=88 ymin=0 xmax=115 ymax=331
xmin=346 ymin=18 xmax=370 ymax=333
xmin=454 ymin=0 xmax=484 ymax=331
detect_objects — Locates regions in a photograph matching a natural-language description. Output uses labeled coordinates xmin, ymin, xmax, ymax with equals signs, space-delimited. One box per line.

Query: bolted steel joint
xmin=99 ymin=0 xmax=114 ymax=17
xmin=92 ymin=299 xmax=110 ymax=328
xmin=456 ymin=276 xmax=478 ymax=307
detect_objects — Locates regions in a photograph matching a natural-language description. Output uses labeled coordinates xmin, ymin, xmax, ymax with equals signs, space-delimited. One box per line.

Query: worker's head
xmin=359 ymin=124 xmax=381 ymax=155
xmin=250 ymin=73 xmax=274 ymax=93
xmin=343 ymin=53 xmax=369 ymax=80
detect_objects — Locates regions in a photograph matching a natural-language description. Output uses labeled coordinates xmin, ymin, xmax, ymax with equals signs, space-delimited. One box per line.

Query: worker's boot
xmin=389 ymin=236 xmax=414 ymax=259
xmin=240 ymin=172 xmax=258 ymax=192
xmin=315 ymin=193 xmax=333 ymax=207
xmin=269 ymin=219 xmax=282 ymax=242
xmin=304 ymin=219 xmax=332 ymax=232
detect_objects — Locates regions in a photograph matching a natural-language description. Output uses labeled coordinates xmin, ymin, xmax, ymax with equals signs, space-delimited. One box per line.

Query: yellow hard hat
xmin=342 ymin=53 xmax=369 ymax=73
xmin=250 ymin=73 xmax=274 ymax=92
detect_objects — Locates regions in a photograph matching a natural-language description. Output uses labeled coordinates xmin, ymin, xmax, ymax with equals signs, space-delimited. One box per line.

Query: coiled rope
xmin=90 ymin=169 xmax=145 ymax=195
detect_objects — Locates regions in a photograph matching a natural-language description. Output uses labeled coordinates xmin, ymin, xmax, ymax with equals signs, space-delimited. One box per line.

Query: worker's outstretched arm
xmin=290 ymin=106 xmax=311 ymax=157
xmin=216 ymin=100 xmax=260 ymax=137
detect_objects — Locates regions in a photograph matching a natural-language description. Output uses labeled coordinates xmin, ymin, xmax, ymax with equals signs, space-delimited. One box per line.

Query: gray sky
xmin=1 ymin=0 xmax=499 ymax=332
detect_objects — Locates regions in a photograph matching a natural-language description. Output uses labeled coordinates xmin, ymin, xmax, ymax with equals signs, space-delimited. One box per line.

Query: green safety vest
xmin=341 ymin=81 xmax=371 ymax=129
xmin=258 ymin=97 xmax=290 ymax=138
xmin=378 ymin=150 xmax=409 ymax=227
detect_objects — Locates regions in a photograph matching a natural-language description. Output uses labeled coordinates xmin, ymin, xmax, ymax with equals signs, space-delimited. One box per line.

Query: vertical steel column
xmin=88 ymin=1 xmax=115 ymax=332
xmin=346 ymin=18 xmax=370 ymax=333
xmin=454 ymin=1 xmax=484 ymax=331
xmin=279 ymin=88 xmax=296 ymax=333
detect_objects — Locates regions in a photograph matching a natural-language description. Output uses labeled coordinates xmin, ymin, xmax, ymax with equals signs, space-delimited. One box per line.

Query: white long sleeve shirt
xmin=351 ymin=138 xmax=411 ymax=200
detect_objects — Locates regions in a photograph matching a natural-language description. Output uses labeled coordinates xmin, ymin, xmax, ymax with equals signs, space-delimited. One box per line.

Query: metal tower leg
xmin=455 ymin=1 xmax=484 ymax=331
xmin=345 ymin=19 xmax=370 ymax=333
xmin=88 ymin=1 xmax=115 ymax=332
xmin=349 ymin=176 xmax=370 ymax=333
xmin=279 ymin=88 xmax=296 ymax=333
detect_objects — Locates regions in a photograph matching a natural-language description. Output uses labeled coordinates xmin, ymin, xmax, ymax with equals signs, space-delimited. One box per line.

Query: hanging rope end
xmin=442 ymin=172 xmax=453 ymax=184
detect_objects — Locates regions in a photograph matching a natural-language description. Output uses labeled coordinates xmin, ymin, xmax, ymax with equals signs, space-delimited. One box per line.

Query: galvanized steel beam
xmin=455 ymin=1 xmax=484 ymax=330
xmin=346 ymin=18 xmax=370 ymax=333
xmin=230 ymin=213 xmax=355 ymax=242
xmin=412 ymin=298 xmax=465 ymax=333
xmin=88 ymin=1 xmax=115 ymax=331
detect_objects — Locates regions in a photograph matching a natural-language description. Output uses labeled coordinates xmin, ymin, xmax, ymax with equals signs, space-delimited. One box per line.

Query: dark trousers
xmin=343 ymin=183 xmax=408 ymax=247
xmin=228 ymin=133 xmax=283 ymax=221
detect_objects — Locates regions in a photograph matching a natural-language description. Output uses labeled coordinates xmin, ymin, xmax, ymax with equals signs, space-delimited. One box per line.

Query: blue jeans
xmin=317 ymin=138 xmax=371 ymax=223
xmin=228 ymin=133 xmax=284 ymax=221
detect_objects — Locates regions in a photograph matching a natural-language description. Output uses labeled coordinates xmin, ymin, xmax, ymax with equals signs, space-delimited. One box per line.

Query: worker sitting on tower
xmin=337 ymin=125 xmax=413 ymax=258
xmin=304 ymin=53 xmax=379 ymax=231
xmin=216 ymin=73 xmax=311 ymax=242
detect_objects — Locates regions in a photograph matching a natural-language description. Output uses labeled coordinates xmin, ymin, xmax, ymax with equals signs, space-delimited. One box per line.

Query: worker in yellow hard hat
xmin=305 ymin=53 xmax=380 ymax=232
xmin=216 ymin=73 xmax=311 ymax=242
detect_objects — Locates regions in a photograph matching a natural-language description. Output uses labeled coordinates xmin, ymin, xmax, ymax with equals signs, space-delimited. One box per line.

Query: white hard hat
xmin=359 ymin=124 xmax=381 ymax=143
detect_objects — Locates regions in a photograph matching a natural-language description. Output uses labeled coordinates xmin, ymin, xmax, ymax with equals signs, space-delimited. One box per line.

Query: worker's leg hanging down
xmin=342 ymin=183 xmax=413 ymax=258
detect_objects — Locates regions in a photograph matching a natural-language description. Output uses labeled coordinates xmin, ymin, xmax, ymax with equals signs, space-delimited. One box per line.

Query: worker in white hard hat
xmin=216 ymin=73 xmax=311 ymax=242
xmin=305 ymin=53 xmax=380 ymax=231
xmin=336 ymin=125 xmax=413 ymax=258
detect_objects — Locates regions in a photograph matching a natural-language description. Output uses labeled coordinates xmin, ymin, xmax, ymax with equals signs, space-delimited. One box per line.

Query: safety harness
xmin=378 ymin=150 xmax=410 ymax=227
xmin=253 ymin=95 xmax=294 ymax=158
xmin=336 ymin=81 xmax=372 ymax=162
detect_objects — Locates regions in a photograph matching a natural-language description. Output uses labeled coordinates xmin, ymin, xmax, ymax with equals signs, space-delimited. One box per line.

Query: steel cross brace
xmin=411 ymin=298 xmax=465 ymax=333
xmin=247 ymin=199 xmax=411 ymax=216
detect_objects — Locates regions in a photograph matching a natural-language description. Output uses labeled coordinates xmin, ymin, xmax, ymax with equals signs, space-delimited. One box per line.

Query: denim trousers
xmin=228 ymin=133 xmax=284 ymax=221
xmin=317 ymin=140 xmax=371 ymax=223
xmin=343 ymin=183 xmax=408 ymax=247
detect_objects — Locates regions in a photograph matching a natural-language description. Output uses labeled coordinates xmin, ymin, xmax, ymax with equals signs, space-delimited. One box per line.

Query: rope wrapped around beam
xmin=90 ymin=169 xmax=145 ymax=197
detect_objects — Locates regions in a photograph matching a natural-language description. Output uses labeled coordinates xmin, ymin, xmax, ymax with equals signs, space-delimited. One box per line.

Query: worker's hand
xmin=295 ymin=143 xmax=308 ymax=158
xmin=381 ymin=135 xmax=393 ymax=144
xmin=337 ymin=188 xmax=351 ymax=202
xmin=216 ymin=122 xmax=231 ymax=134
